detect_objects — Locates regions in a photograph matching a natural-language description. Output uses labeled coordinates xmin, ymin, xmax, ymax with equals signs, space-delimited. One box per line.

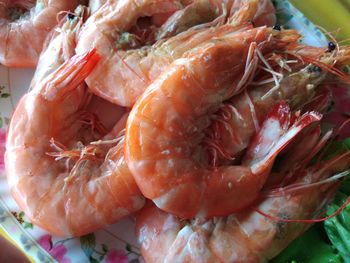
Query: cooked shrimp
xmin=76 ymin=0 xmax=276 ymax=107
xmin=5 ymin=49 xmax=145 ymax=237
xmin=125 ymin=27 xmax=326 ymax=219
xmin=136 ymin=134 xmax=350 ymax=263
xmin=0 ymin=0 xmax=82 ymax=67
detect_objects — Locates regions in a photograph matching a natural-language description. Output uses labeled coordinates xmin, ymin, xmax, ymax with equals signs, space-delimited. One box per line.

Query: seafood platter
xmin=1 ymin=0 xmax=350 ymax=262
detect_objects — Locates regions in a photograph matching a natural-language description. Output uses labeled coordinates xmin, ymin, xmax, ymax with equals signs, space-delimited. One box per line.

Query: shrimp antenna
xmin=338 ymin=37 xmax=350 ymax=44
xmin=254 ymin=194 xmax=350 ymax=223
xmin=298 ymin=55 xmax=350 ymax=84
xmin=266 ymin=169 xmax=350 ymax=197
xmin=115 ymin=49 xmax=149 ymax=85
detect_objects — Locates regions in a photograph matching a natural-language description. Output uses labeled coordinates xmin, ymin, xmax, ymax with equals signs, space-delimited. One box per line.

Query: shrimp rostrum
xmin=5 ymin=49 xmax=144 ymax=237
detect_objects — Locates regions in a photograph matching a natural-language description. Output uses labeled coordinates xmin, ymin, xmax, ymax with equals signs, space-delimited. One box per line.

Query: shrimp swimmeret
xmin=124 ymin=27 xmax=328 ymax=219
xmin=0 ymin=0 xmax=81 ymax=67
xmin=5 ymin=50 xmax=144 ymax=237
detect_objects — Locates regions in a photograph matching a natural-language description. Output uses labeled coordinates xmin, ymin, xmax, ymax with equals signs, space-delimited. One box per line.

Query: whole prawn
xmin=5 ymin=49 xmax=145 ymax=236
xmin=76 ymin=0 xmax=276 ymax=107
xmin=136 ymin=124 xmax=350 ymax=263
xmin=0 ymin=0 xmax=82 ymax=67
xmin=125 ymin=27 xmax=328 ymax=219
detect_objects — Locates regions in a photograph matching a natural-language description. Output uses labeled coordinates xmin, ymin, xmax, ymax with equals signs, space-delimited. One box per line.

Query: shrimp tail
xmin=42 ymin=49 xmax=100 ymax=100
xmin=243 ymin=101 xmax=322 ymax=175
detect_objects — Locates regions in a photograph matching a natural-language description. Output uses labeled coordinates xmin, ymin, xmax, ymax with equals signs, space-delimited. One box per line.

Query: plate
xmin=0 ymin=1 xmax=343 ymax=262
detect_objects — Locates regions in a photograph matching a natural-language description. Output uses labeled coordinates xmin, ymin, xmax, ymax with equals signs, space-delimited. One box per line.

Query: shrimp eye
xmin=273 ymin=25 xmax=281 ymax=31
xmin=327 ymin=42 xmax=336 ymax=52
xmin=68 ymin=13 xmax=76 ymax=20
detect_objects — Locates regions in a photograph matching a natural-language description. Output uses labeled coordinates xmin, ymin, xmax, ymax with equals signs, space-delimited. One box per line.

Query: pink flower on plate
xmin=38 ymin=235 xmax=71 ymax=263
xmin=0 ymin=129 xmax=6 ymax=171
xmin=106 ymin=249 xmax=129 ymax=263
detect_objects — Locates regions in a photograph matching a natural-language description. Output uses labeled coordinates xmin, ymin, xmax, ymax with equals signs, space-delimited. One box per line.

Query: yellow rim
xmin=0 ymin=226 xmax=35 ymax=263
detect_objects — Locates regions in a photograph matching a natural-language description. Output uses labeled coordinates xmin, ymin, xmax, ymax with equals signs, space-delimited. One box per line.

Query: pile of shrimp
xmin=4 ymin=0 xmax=350 ymax=261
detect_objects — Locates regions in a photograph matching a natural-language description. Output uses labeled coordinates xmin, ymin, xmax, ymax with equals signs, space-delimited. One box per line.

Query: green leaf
xmin=0 ymin=117 xmax=2 ymax=129
xmin=19 ymin=211 xmax=25 ymax=218
xmin=271 ymin=227 xmax=343 ymax=263
xmin=80 ymin=233 xmax=96 ymax=258
xmin=23 ymin=222 xmax=33 ymax=229
xmin=324 ymin=192 xmax=350 ymax=261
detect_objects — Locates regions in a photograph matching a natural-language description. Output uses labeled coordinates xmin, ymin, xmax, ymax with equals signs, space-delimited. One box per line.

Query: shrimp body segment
xmin=0 ymin=0 xmax=81 ymax=67
xmin=125 ymin=27 xmax=321 ymax=218
xmin=5 ymin=50 xmax=144 ymax=237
